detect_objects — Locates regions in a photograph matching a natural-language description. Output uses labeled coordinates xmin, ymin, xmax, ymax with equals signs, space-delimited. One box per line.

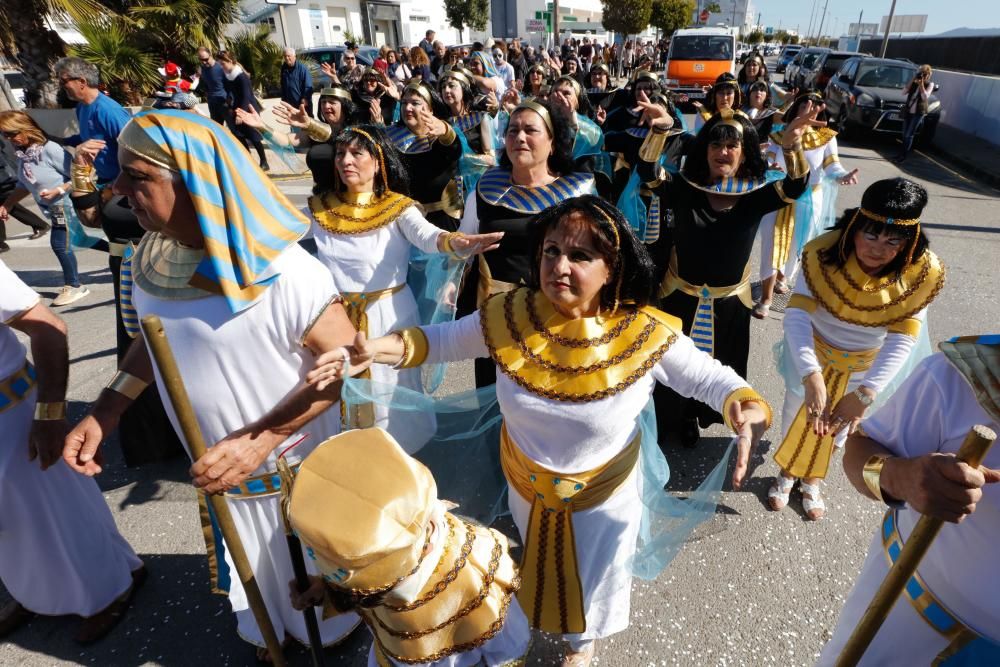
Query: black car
xmin=297 ymin=45 xmax=379 ymax=71
xmin=803 ymin=51 xmax=864 ymax=92
xmin=825 ymin=56 xmax=941 ymax=144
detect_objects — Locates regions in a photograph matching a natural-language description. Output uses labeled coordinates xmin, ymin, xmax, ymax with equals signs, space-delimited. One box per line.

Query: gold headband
xmin=439 ymin=68 xmax=473 ymax=89
xmin=555 ymin=75 xmax=583 ymax=99
xmin=118 ymin=120 xmax=179 ymax=173
xmin=513 ymin=100 xmax=553 ymax=134
xmin=343 ymin=127 xmax=388 ymax=189
xmin=319 ymin=86 xmax=353 ymax=104
xmin=839 ymin=208 xmax=922 ymax=266
xmin=404 ymin=81 xmax=433 ymax=106
xmin=714 ymin=109 xmax=748 ymax=136
xmin=631 ymin=70 xmax=657 ymax=84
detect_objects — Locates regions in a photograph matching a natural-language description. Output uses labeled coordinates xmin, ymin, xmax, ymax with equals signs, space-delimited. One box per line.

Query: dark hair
xmin=316 ymin=89 xmax=357 ymax=123
xmin=704 ymin=73 xmax=742 ymax=112
xmin=783 ymin=90 xmax=825 ymax=123
xmin=330 ymin=124 xmax=411 ymax=197
xmin=498 ymin=99 xmax=576 ymax=175
xmin=398 ymin=84 xmax=452 ymax=120
xmin=738 ymin=56 xmax=770 ymax=85
xmin=819 ymin=178 xmax=930 ymax=278
xmin=683 ymin=114 xmax=766 ymax=185
xmin=437 ymin=70 xmax=479 ymax=114
xmin=552 ymin=76 xmax=593 ymax=117
xmin=743 ymin=80 xmax=772 ymax=110
xmin=527 ymin=195 xmax=657 ymax=310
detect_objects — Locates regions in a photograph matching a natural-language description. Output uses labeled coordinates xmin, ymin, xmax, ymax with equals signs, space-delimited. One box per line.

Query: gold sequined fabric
xmin=801 ymin=231 xmax=945 ymax=328
xmin=309 ymin=190 xmax=415 ymax=235
xmin=131 ymin=232 xmax=217 ymax=300
xmin=480 ymin=288 xmax=681 ymax=402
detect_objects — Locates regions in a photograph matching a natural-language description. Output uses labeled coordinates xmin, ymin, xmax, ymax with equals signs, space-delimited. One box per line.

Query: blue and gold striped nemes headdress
xmin=119 ymin=110 xmax=309 ymax=313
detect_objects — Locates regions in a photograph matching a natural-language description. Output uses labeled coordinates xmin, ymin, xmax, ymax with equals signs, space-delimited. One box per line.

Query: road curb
xmin=924 ymin=142 xmax=1000 ymax=190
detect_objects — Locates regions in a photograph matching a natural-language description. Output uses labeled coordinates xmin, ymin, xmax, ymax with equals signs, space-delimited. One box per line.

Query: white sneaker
xmin=51 ymin=285 xmax=90 ymax=307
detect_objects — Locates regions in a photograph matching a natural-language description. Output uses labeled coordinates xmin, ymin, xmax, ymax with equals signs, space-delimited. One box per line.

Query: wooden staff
xmin=141 ymin=315 xmax=287 ymax=667
xmin=836 ymin=424 xmax=997 ymax=667
xmin=277 ymin=455 xmax=325 ymax=667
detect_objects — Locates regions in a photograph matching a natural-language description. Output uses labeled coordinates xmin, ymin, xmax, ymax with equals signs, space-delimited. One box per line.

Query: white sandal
xmin=561 ymin=642 xmax=596 ymax=667
xmin=800 ymin=481 xmax=826 ymax=521
xmin=768 ymin=476 xmax=796 ymax=511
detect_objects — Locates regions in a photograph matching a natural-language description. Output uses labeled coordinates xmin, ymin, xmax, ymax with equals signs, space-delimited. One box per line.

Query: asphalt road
xmin=2 ymin=111 xmax=999 ymax=666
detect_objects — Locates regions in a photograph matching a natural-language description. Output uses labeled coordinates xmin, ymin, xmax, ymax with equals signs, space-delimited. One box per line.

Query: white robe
xmin=311 ymin=205 xmax=440 ymax=453
xmin=780 ymin=271 xmax=923 ymax=447
xmin=818 ymin=353 xmax=1000 ymax=664
xmin=757 ymin=136 xmax=848 ymax=281
xmin=0 ymin=260 xmax=142 ymax=617
xmin=131 ymin=243 xmax=359 ymax=648
xmin=420 ymin=311 xmax=749 ymax=641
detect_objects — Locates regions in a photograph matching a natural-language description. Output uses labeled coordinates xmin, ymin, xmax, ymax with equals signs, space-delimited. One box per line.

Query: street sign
xmin=848 ymin=22 xmax=879 ymax=36
xmin=526 ymin=18 xmax=546 ymax=32
xmin=880 ymin=14 xmax=927 ymax=33
xmin=699 ymin=9 xmax=710 ymax=23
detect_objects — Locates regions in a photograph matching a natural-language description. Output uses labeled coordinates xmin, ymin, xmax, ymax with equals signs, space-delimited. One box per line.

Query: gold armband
xmin=440 ymin=231 xmax=466 ymax=259
xmin=71 ymin=162 xmax=97 ymax=193
xmin=105 ymin=371 xmax=150 ymax=400
xmin=438 ymin=123 xmax=457 ymax=146
xmin=723 ymin=387 xmax=773 ymax=431
xmin=34 ymin=401 xmax=67 ymax=421
xmin=392 ymin=327 xmax=429 ymax=369
xmin=638 ymin=130 xmax=668 ymax=163
xmin=305 ymin=118 xmax=333 ymax=143
xmin=781 ymin=141 xmax=808 ymax=179
xmin=863 ymin=455 xmax=891 ymax=502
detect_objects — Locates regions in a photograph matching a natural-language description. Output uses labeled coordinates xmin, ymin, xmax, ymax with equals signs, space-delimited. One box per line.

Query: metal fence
xmin=858 ymin=36 xmax=1000 ymax=76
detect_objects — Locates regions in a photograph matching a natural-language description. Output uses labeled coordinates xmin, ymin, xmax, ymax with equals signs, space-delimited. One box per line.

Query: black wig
xmin=331 ymin=124 xmax=411 ymax=197
xmin=683 ymin=113 xmax=767 ymax=185
xmin=527 ymin=195 xmax=657 ymax=310
xmin=498 ymin=98 xmax=577 ymax=175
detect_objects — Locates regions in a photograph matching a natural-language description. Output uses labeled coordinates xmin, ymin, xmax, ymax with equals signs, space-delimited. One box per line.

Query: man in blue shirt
xmin=279 ymin=48 xmax=313 ymax=117
xmin=196 ymin=46 xmax=228 ymax=125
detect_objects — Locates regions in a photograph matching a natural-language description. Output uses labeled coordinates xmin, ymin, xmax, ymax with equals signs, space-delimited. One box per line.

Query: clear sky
xmin=754 ymin=0 xmax=1000 ymax=37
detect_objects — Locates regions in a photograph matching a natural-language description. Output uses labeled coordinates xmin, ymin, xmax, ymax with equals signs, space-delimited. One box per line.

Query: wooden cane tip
xmin=973 ymin=424 xmax=997 ymax=441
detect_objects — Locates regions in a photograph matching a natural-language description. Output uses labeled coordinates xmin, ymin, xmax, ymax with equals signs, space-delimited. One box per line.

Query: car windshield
xmin=823 ymin=55 xmax=851 ymax=72
xmin=801 ymin=52 xmax=823 ymax=68
xmin=856 ymin=65 xmax=916 ymax=89
xmin=669 ymin=36 xmax=733 ymax=61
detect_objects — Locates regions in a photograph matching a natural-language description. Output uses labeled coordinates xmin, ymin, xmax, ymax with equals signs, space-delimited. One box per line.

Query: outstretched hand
xmin=307 ymin=331 xmax=375 ymax=391
xmin=728 ymin=400 xmax=768 ymax=490
xmin=839 ymin=168 xmax=860 ymax=186
xmin=446 ymin=231 xmax=504 ymax=258
xmin=782 ymin=100 xmax=826 ymax=147
xmin=632 ymin=90 xmax=672 ymax=130
xmin=273 ymin=101 xmax=311 ymax=129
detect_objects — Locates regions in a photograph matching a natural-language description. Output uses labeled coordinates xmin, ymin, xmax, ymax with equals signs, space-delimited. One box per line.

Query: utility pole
xmin=553 ymin=0 xmax=560 ymax=49
xmin=806 ymin=0 xmax=819 ymax=43
xmin=815 ymin=0 xmax=830 ymax=45
xmin=880 ymin=0 xmax=898 ymax=57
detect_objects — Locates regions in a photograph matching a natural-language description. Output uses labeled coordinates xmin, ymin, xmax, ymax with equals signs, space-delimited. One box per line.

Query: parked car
xmin=825 ymin=56 xmax=942 ymax=144
xmin=297 ymin=45 xmax=379 ymax=73
xmin=788 ymin=47 xmax=831 ymax=89
xmin=803 ymin=50 xmax=864 ymax=92
xmin=775 ymin=44 xmax=802 ymax=73
xmin=2 ymin=70 xmax=26 ymax=108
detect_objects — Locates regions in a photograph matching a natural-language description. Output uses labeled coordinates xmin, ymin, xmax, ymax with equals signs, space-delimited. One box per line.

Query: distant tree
xmin=650 ymin=0 xmax=694 ymax=37
xmin=225 ymin=25 xmax=284 ymax=95
xmin=443 ymin=0 xmax=489 ymax=42
xmin=774 ymin=30 xmax=790 ymax=44
xmin=70 ymin=17 xmax=161 ymax=105
xmin=745 ymin=30 xmax=765 ymax=45
xmin=704 ymin=2 xmax=721 ymax=13
xmin=601 ymin=0 xmax=654 ymax=36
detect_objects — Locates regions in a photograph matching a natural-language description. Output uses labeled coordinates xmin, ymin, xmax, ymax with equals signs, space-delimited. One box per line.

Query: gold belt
xmin=773 ymin=334 xmax=878 ymax=479
xmin=500 ymin=423 xmax=639 ymax=634
xmin=340 ymin=284 xmax=405 ymax=430
xmin=419 ymin=180 xmax=463 ymax=219
xmin=0 ymin=361 xmax=37 ymax=415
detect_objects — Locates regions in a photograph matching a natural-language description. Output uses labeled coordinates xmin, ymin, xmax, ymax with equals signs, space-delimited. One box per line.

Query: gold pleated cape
xmin=770 ymin=126 xmax=838 ymax=152
xmin=308 ymin=190 xmax=415 ymax=235
xmin=800 ymin=231 xmax=946 ymax=328
xmin=480 ymin=288 xmax=682 ymax=402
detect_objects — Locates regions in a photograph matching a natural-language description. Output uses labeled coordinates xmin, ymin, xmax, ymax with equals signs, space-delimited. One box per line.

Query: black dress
xmin=637 ymin=155 xmax=808 ymax=434
xmin=385 ymin=125 xmax=463 ymax=231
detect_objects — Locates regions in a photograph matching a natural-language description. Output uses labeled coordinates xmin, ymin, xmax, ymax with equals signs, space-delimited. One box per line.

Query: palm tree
xmin=71 ymin=17 xmax=160 ymax=105
xmin=225 ymin=25 xmax=283 ymax=96
xmin=0 ymin=0 xmax=107 ymax=107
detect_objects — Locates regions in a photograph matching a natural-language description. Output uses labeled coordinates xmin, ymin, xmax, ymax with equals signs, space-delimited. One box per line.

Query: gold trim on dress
xmin=772 ymin=126 xmax=838 ymax=152
xmin=801 ymin=231 xmax=945 ymax=328
xmin=131 ymin=233 xmax=218 ymax=300
xmin=308 ymin=190 xmax=415 ymax=235
xmin=480 ymin=288 xmax=680 ymax=402
xmin=722 ymin=387 xmax=772 ymax=431
xmin=787 ymin=294 xmax=817 ymax=313
xmin=394 ymin=327 xmax=430 ymax=369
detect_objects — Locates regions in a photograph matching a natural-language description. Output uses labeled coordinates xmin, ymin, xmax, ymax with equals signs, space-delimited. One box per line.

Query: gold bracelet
xmin=105 ymin=371 xmax=150 ymax=400
xmin=305 ymin=118 xmax=333 ymax=143
xmin=34 ymin=401 xmax=67 ymax=421
xmin=441 ymin=231 xmax=466 ymax=258
xmin=862 ymin=455 xmax=891 ymax=502
xmin=391 ymin=331 xmax=410 ymax=369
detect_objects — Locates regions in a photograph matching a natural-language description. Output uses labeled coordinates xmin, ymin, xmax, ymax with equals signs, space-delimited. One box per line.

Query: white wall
xmin=932 ymin=68 xmax=1000 ymax=146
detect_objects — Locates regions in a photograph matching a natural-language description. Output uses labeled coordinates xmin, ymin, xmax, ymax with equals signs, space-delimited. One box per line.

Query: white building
xmin=698 ymin=0 xmax=755 ymax=35
xmin=239 ymin=0 xmax=454 ymax=50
